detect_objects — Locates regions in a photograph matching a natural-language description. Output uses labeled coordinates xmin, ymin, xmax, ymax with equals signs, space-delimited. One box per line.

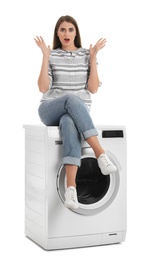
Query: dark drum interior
xmin=76 ymin=158 xmax=110 ymax=204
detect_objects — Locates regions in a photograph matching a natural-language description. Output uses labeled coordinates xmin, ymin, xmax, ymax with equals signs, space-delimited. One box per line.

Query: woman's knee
xmin=59 ymin=114 xmax=75 ymax=128
xmin=65 ymin=94 xmax=82 ymax=105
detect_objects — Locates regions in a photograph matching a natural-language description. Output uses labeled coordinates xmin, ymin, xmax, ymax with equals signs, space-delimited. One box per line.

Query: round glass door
xmin=57 ymin=155 xmax=120 ymax=216
xmin=76 ymin=157 xmax=110 ymax=204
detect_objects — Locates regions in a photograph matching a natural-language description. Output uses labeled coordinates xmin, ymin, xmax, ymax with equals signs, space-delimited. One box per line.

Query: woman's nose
xmin=64 ymin=30 xmax=69 ymax=36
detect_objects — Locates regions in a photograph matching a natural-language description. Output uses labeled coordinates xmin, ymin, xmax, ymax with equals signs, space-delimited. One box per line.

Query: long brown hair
xmin=52 ymin=15 xmax=82 ymax=49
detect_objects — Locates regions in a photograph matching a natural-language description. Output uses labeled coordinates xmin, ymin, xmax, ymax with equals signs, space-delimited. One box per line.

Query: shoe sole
xmin=102 ymin=169 xmax=117 ymax=175
xmin=64 ymin=203 xmax=79 ymax=210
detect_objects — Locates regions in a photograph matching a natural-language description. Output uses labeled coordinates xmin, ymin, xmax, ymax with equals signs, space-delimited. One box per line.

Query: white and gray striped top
xmin=41 ymin=47 xmax=98 ymax=108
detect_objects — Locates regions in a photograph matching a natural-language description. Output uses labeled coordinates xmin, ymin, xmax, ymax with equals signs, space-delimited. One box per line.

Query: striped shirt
xmin=41 ymin=47 xmax=98 ymax=108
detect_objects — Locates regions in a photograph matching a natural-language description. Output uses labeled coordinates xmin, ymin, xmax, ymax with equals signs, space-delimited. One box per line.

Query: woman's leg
xmin=59 ymin=114 xmax=80 ymax=209
xmin=65 ymin=165 xmax=78 ymax=188
xmin=59 ymin=113 xmax=81 ymax=167
xmin=86 ymin=136 xmax=105 ymax=158
xmin=59 ymin=114 xmax=81 ymax=188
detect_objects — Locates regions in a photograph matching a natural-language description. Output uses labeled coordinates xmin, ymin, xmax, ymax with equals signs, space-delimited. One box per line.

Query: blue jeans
xmin=38 ymin=94 xmax=98 ymax=166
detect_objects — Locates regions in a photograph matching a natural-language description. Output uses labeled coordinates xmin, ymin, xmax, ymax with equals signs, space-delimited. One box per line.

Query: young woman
xmin=34 ymin=15 xmax=117 ymax=209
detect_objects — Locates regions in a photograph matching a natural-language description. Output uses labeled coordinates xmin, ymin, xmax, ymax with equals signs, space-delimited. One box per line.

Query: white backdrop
xmin=0 ymin=0 xmax=151 ymax=259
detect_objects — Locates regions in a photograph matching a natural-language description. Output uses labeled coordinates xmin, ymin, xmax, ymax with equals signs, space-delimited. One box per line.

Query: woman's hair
xmin=52 ymin=15 xmax=82 ymax=49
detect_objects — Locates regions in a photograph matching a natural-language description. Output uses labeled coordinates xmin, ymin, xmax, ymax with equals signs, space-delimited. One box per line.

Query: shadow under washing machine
xmin=24 ymin=124 xmax=127 ymax=250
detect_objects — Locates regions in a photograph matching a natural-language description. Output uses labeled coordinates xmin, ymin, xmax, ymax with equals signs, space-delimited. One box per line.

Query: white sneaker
xmin=65 ymin=186 xmax=79 ymax=209
xmin=98 ymin=153 xmax=117 ymax=175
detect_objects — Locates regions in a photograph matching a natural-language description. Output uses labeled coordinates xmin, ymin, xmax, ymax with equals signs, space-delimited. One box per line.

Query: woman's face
xmin=57 ymin=21 xmax=77 ymax=50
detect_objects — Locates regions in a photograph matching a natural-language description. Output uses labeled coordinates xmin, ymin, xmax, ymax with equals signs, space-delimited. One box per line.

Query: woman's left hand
xmin=89 ymin=38 xmax=106 ymax=58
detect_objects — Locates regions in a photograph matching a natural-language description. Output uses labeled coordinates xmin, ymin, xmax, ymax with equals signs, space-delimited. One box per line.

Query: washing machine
xmin=24 ymin=124 xmax=127 ymax=250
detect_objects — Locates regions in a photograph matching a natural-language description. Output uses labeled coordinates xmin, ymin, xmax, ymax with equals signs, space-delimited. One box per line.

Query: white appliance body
xmin=24 ymin=125 xmax=127 ymax=250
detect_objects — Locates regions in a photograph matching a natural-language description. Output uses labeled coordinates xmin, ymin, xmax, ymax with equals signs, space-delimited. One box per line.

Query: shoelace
xmin=102 ymin=155 xmax=110 ymax=166
xmin=68 ymin=188 xmax=76 ymax=202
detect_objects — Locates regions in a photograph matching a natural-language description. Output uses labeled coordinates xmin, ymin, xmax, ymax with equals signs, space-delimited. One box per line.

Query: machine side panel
xmin=24 ymin=127 xmax=47 ymax=247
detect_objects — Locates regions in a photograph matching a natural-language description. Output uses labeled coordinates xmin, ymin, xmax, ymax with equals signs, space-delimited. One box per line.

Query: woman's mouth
xmin=64 ymin=38 xmax=70 ymax=43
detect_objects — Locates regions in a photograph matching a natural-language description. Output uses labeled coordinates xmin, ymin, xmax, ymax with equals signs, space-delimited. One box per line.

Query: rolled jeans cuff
xmin=83 ymin=128 xmax=98 ymax=139
xmin=63 ymin=156 xmax=81 ymax=167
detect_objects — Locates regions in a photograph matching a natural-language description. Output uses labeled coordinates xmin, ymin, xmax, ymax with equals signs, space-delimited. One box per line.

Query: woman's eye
xmin=60 ymin=28 xmax=65 ymax=32
xmin=69 ymin=28 xmax=74 ymax=32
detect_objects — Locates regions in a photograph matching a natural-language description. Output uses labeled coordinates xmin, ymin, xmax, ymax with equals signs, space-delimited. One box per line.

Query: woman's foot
xmin=65 ymin=186 xmax=79 ymax=209
xmin=97 ymin=153 xmax=117 ymax=175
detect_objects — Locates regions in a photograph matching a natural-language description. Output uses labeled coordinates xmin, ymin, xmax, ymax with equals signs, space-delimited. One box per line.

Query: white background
xmin=0 ymin=0 xmax=151 ymax=259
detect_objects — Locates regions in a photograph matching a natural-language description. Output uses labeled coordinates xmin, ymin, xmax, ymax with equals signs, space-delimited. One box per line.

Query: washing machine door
xmin=57 ymin=153 xmax=120 ymax=216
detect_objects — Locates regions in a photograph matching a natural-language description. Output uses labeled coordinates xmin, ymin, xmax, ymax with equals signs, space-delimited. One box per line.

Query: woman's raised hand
xmin=34 ymin=36 xmax=51 ymax=58
xmin=89 ymin=38 xmax=106 ymax=58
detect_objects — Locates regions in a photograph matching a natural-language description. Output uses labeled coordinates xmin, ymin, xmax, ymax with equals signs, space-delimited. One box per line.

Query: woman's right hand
xmin=34 ymin=36 xmax=51 ymax=58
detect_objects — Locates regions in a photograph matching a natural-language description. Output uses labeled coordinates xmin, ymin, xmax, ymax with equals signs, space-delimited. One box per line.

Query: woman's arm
xmin=38 ymin=56 xmax=50 ymax=93
xmin=87 ymin=38 xmax=106 ymax=94
xmin=87 ymin=57 xmax=100 ymax=94
xmin=34 ymin=36 xmax=51 ymax=93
